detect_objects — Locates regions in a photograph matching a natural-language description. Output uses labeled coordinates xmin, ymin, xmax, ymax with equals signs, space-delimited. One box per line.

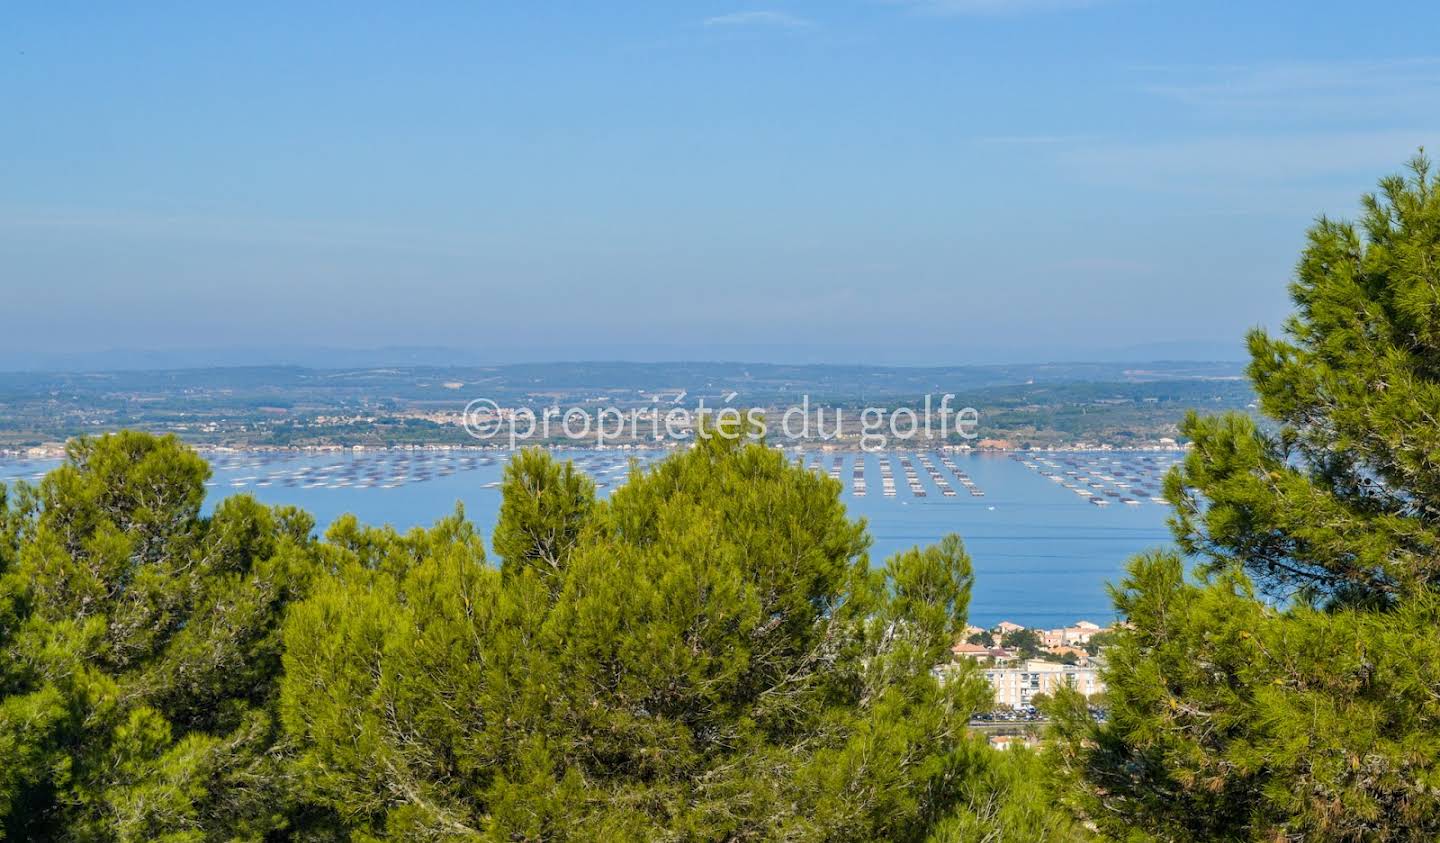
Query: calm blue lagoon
xmin=0 ymin=448 xmax=1179 ymax=628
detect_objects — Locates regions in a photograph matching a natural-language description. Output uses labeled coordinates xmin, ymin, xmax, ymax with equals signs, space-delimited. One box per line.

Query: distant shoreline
xmin=0 ymin=441 xmax=1193 ymax=461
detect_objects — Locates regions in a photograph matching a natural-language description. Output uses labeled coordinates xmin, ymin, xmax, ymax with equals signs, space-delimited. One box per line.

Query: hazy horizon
xmin=0 ymin=339 xmax=1249 ymax=373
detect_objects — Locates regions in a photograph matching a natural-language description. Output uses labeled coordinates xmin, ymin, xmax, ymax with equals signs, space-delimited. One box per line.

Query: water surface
xmin=0 ymin=448 xmax=1179 ymax=627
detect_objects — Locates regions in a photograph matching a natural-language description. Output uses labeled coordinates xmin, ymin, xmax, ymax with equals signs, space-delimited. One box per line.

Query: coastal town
xmin=948 ymin=618 xmax=1111 ymax=705
xmin=939 ymin=618 xmax=1115 ymax=749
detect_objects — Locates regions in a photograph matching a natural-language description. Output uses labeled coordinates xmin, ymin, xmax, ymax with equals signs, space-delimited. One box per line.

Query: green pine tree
xmin=1046 ymin=154 xmax=1440 ymax=840
xmin=281 ymin=437 xmax=1084 ymax=840
xmin=0 ymin=432 xmax=329 ymax=841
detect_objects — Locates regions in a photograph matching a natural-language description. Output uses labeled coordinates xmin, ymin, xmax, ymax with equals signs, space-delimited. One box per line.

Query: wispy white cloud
xmin=1138 ymin=58 xmax=1440 ymax=121
xmin=978 ymin=59 xmax=1440 ymax=211
xmin=893 ymin=0 xmax=1104 ymax=16
xmin=703 ymin=10 xmax=815 ymax=29
xmin=1053 ymin=128 xmax=1440 ymax=214
xmin=1062 ymin=129 xmax=1436 ymax=180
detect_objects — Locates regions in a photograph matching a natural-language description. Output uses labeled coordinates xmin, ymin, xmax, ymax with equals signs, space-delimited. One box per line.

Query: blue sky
xmin=3 ymin=1 xmax=1439 ymax=365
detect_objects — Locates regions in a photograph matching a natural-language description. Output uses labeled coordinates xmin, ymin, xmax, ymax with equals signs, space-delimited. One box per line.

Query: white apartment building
xmin=981 ymin=659 xmax=1104 ymax=708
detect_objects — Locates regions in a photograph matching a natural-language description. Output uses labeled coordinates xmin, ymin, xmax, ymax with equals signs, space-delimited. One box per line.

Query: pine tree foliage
xmin=280 ymin=438 xmax=1080 ymax=840
xmin=1047 ymin=155 xmax=1440 ymax=841
xmin=0 ymin=432 xmax=327 ymax=840
xmin=490 ymin=447 xmax=595 ymax=589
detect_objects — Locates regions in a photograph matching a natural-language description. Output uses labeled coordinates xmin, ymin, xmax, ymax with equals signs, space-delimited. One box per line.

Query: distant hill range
xmin=0 ymin=357 xmax=1252 ymax=449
